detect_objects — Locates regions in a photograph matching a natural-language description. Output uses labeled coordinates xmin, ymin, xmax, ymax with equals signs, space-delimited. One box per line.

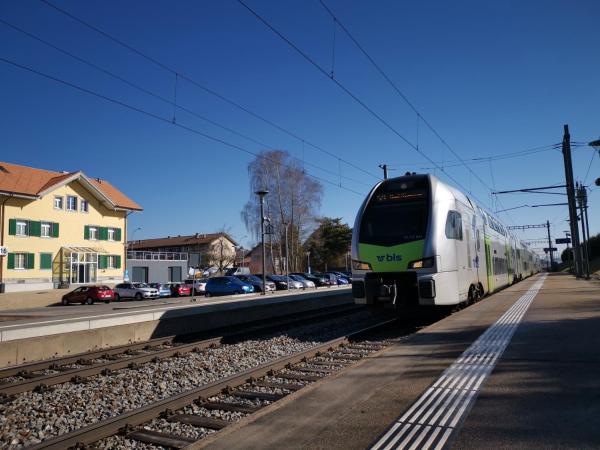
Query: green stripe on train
xmin=358 ymin=240 xmax=425 ymax=272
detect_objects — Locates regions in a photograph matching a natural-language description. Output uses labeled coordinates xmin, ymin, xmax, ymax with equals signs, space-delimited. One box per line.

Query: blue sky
xmin=1 ymin=0 xmax=599 ymax=258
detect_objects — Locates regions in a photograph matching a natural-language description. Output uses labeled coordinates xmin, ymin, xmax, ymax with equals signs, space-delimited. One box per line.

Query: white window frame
xmin=16 ymin=220 xmax=28 ymax=237
xmin=107 ymin=255 xmax=115 ymax=269
xmin=54 ymin=196 xmax=63 ymax=210
xmin=14 ymin=253 xmax=26 ymax=270
xmin=107 ymin=228 xmax=115 ymax=241
xmin=80 ymin=199 xmax=89 ymax=213
xmin=41 ymin=222 xmax=51 ymax=238
xmin=89 ymin=227 xmax=98 ymax=240
xmin=66 ymin=195 xmax=78 ymax=212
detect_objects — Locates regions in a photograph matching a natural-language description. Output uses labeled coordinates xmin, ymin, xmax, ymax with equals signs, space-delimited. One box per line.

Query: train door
xmin=484 ymin=232 xmax=494 ymax=293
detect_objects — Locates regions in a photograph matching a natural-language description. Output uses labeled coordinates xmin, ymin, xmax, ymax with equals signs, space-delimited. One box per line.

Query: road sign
xmin=543 ymin=247 xmax=558 ymax=252
xmin=0 ymin=246 xmax=7 ymax=257
xmin=265 ymin=224 xmax=275 ymax=235
xmin=555 ymin=238 xmax=571 ymax=244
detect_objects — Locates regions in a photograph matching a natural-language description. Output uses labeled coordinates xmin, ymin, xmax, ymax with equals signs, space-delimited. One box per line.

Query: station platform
xmin=0 ymin=287 xmax=351 ymax=368
xmin=197 ymin=273 xmax=600 ymax=449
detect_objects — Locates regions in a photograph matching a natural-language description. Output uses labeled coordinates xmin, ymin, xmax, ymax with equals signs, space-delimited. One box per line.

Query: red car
xmin=168 ymin=283 xmax=192 ymax=297
xmin=61 ymin=285 xmax=114 ymax=305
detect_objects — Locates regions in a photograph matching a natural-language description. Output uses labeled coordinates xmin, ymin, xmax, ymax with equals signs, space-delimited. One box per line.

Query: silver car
xmin=290 ymin=274 xmax=316 ymax=289
xmin=113 ymin=282 xmax=159 ymax=301
xmin=283 ymin=276 xmax=304 ymax=289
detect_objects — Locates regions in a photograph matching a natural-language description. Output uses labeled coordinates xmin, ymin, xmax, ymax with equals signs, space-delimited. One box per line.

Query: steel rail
xmin=27 ymin=318 xmax=396 ymax=450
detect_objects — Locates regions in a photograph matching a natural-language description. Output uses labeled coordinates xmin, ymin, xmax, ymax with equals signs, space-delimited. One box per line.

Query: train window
xmin=445 ymin=211 xmax=463 ymax=240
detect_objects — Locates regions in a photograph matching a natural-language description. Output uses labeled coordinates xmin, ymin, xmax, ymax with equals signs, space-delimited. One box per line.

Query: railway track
xmin=26 ymin=318 xmax=398 ymax=450
xmin=0 ymin=304 xmax=363 ymax=397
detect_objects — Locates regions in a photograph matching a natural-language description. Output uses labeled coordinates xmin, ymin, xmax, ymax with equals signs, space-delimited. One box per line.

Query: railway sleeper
xmin=253 ymin=380 xmax=303 ymax=391
xmin=127 ymin=429 xmax=195 ymax=449
xmin=276 ymin=372 xmax=321 ymax=382
xmin=196 ymin=400 xmax=260 ymax=414
xmin=329 ymin=353 xmax=362 ymax=361
xmin=167 ymin=414 xmax=231 ymax=430
xmin=294 ymin=366 xmax=337 ymax=374
xmin=310 ymin=360 xmax=351 ymax=366
xmin=230 ymin=390 xmax=284 ymax=402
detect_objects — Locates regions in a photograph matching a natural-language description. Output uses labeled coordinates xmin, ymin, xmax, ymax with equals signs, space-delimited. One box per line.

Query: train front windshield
xmin=359 ymin=177 xmax=430 ymax=247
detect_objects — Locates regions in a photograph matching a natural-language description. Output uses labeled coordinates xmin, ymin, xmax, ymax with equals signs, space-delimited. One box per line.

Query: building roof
xmin=129 ymin=232 xmax=237 ymax=249
xmin=0 ymin=161 xmax=142 ymax=211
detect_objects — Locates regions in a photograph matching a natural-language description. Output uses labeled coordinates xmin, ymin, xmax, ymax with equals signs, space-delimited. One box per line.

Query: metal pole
xmin=284 ymin=223 xmax=289 ymax=290
xmin=255 ymin=190 xmax=268 ymax=295
xmin=564 ymin=232 xmax=571 ymax=273
xmin=577 ymin=184 xmax=591 ymax=279
xmin=378 ymin=164 xmax=388 ymax=179
xmin=562 ymin=124 xmax=583 ymax=277
xmin=307 ymin=251 xmax=311 ymax=274
xmin=585 ymin=203 xmax=592 ymax=279
xmin=546 ymin=220 xmax=552 ymax=271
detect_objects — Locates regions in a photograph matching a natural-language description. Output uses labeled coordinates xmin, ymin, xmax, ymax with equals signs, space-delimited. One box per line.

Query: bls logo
xmin=376 ymin=254 xmax=402 ymax=262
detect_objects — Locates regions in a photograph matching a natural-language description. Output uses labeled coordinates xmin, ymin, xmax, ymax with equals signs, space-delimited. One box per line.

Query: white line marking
xmin=369 ymin=275 xmax=546 ymax=449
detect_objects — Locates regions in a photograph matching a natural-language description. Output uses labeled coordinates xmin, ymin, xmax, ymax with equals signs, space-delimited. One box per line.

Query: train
xmin=351 ymin=173 xmax=541 ymax=310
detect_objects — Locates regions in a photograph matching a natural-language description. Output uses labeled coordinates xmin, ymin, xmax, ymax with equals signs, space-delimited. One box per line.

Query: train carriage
xmin=351 ymin=174 xmax=540 ymax=310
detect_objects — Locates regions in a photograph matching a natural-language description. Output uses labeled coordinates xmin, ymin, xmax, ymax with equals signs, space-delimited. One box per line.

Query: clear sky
xmin=1 ymin=0 xmax=599 ymax=259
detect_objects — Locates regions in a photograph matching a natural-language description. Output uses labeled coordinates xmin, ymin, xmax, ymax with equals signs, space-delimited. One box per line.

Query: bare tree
xmin=242 ymin=151 xmax=323 ymax=272
xmin=205 ymin=229 xmax=237 ymax=275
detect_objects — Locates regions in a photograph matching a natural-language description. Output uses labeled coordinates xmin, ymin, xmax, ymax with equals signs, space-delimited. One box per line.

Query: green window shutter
xmin=29 ymin=221 xmax=41 ymax=237
xmin=98 ymin=255 xmax=106 ymax=269
xmin=115 ymin=255 xmax=121 ymax=269
xmin=7 ymin=253 xmax=15 ymax=269
xmin=52 ymin=222 xmax=59 ymax=238
xmin=114 ymin=228 xmax=122 ymax=242
xmin=8 ymin=219 xmax=16 ymax=236
xmin=27 ymin=253 xmax=35 ymax=269
xmin=101 ymin=227 xmax=108 ymax=241
xmin=40 ymin=253 xmax=52 ymax=270
xmin=84 ymin=225 xmax=90 ymax=240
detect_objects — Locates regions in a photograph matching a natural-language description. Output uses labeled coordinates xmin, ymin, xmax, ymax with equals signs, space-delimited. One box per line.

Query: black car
xmin=235 ymin=274 xmax=276 ymax=293
xmin=256 ymin=274 xmax=289 ymax=290
xmin=291 ymin=272 xmax=328 ymax=287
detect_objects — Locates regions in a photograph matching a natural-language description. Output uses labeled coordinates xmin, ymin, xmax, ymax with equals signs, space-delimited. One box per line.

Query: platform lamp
xmin=255 ymin=190 xmax=269 ymax=295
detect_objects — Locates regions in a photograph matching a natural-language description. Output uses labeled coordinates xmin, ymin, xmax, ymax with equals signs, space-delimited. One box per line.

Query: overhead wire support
xmin=0 ymin=16 xmax=371 ymax=189
xmin=0 ymin=56 xmax=366 ymax=197
xmin=38 ymin=0 xmax=379 ymax=181
xmin=237 ymin=0 xmax=494 ymax=211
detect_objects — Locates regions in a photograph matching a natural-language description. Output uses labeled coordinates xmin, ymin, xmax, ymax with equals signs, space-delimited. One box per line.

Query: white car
xmin=283 ymin=277 xmax=304 ymax=289
xmin=113 ymin=282 xmax=159 ymax=301
xmin=184 ymin=278 xmax=208 ymax=294
xmin=290 ymin=274 xmax=316 ymax=289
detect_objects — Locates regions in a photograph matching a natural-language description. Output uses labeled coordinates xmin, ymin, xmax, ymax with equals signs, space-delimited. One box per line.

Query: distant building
xmin=0 ymin=161 xmax=142 ymax=293
xmin=129 ymin=233 xmax=238 ymax=273
xmin=246 ymin=244 xmax=279 ymax=274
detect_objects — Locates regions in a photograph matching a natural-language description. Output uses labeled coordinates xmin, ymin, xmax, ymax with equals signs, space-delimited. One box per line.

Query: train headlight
xmin=352 ymin=259 xmax=372 ymax=270
xmin=408 ymin=257 xmax=434 ymax=269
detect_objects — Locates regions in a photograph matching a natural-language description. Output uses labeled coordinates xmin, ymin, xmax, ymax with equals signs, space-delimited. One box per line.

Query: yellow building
xmin=0 ymin=162 xmax=142 ymax=293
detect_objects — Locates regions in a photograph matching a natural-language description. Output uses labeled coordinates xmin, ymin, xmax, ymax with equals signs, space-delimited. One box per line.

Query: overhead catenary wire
xmin=38 ymin=0 xmax=379 ymax=181
xmin=237 ymin=0 xmax=496 ymax=212
xmin=0 ymin=18 xmax=371 ymax=189
xmin=0 ymin=56 xmax=366 ymax=197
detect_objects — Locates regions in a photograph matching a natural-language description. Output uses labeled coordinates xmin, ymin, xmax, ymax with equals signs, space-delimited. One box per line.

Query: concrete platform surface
xmin=196 ymin=273 xmax=600 ymax=450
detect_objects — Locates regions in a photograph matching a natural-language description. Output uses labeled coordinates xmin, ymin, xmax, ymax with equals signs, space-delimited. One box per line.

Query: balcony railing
xmin=127 ymin=251 xmax=188 ymax=261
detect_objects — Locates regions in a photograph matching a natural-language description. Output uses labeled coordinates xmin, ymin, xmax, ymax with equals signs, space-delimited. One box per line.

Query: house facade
xmin=129 ymin=233 xmax=238 ymax=273
xmin=0 ymin=162 xmax=142 ymax=293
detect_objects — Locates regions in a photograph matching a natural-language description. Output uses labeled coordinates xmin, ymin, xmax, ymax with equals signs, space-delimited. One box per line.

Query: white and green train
xmin=351 ymin=174 xmax=541 ymax=309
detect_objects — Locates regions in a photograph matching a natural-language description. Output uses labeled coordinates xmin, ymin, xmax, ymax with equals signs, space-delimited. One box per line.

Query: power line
xmin=583 ymin=150 xmax=596 ymax=185
xmin=237 ymin=0 xmax=495 ymax=212
xmin=0 ymin=56 xmax=366 ymax=197
xmin=0 ymin=18 xmax=371 ymax=189
xmin=38 ymin=0 xmax=379 ymax=181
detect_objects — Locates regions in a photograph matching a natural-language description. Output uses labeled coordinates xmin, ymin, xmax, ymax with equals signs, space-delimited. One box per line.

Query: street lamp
xmin=306 ymin=250 xmax=311 ymax=274
xmin=255 ymin=190 xmax=269 ymax=295
xmin=283 ymin=222 xmax=289 ymax=290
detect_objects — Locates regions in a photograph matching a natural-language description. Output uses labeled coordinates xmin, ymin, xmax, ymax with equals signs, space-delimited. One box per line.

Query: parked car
xmin=184 ymin=278 xmax=208 ymax=294
xmin=149 ymin=283 xmax=171 ymax=298
xmin=225 ymin=267 xmax=251 ymax=276
xmin=255 ymin=274 xmax=289 ymax=290
xmin=289 ymin=274 xmax=316 ymax=289
xmin=113 ymin=282 xmax=159 ymax=301
xmin=235 ymin=274 xmax=276 ymax=293
xmin=61 ymin=285 xmax=114 ymax=305
xmin=316 ymin=273 xmax=339 ymax=286
xmin=329 ymin=271 xmax=352 ymax=283
xmin=205 ymin=276 xmax=254 ymax=297
xmin=167 ymin=282 xmax=192 ymax=297
xmin=291 ymin=272 xmax=328 ymax=287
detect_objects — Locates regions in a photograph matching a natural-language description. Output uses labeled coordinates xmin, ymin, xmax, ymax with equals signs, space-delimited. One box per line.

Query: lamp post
xmin=283 ymin=222 xmax=289 ymax=290
xmin=255 ymin=190 xmax=269 ymax=295
xmin=306 ymin=251 xmax=311 ymax=274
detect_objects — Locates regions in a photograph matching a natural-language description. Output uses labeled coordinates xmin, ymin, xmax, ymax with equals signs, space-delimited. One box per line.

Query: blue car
xmin=149 ymin=283 xmax=171 ymax=298
xmin=205 ymin=276 xmax=254 ymax=297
